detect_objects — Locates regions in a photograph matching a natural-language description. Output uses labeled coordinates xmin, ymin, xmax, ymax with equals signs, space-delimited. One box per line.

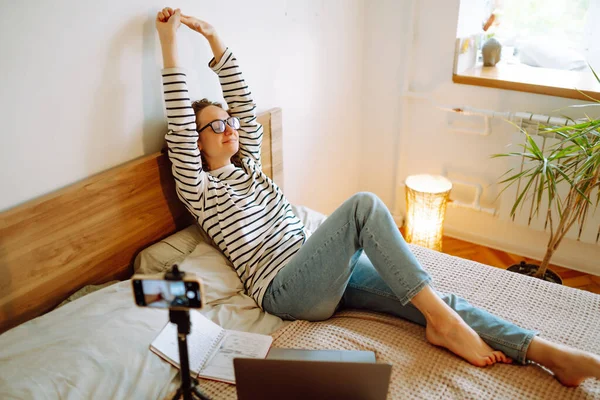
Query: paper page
xmin=199 ymin=330 xmax=273 ymax=383
xmin=150 ymin=311 xmax=225 ymax=375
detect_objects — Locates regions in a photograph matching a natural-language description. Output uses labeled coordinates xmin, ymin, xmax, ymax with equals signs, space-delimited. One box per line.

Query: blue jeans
xmin=262 ymin=192 xmax=538 ymax=364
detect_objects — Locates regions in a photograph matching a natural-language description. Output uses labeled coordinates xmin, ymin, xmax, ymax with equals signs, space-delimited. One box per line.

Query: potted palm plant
xmin=493 ymin=68 xmax=600 ymax=283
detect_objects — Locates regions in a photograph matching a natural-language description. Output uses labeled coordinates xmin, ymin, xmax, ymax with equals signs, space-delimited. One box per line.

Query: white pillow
xmin=134 ymin=224 xmax=204 ymax=275
xmin=291 ymin=204 xmax=328 ymax=233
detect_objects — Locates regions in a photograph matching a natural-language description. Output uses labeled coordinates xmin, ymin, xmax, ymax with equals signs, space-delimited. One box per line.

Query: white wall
xmin=359 ymin=0 xmax=410 ymax=210
xmin=0 ymin=0 xmax=364 ymax=215
xmin=2 ymin=0 xmax=598 ymax=274
xmin=359 ymin=0 xmax=600 ymax=274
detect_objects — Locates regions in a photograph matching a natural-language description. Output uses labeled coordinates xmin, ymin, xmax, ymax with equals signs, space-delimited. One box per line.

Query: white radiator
xmin=400 ymin=91 xmax=600 ymax=247
xmin=439 ymin=104 xmax=600 ymax=246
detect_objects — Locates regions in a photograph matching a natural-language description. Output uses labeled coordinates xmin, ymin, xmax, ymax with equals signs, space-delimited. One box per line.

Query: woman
xmin=156 ymin=7 xmax=600 ymax=386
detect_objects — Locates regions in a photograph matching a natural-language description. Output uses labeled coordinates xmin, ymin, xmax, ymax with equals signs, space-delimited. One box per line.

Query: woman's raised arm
xmin=157 ymin=8 xmax=207 ymax=214
xmin=181 ymin=15 xmax=264 ymax=167
xmin=180 ymin=15 xmax=227 ymax=65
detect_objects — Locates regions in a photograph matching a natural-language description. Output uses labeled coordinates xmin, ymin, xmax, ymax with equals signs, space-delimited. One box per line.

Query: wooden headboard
xmin=0 ymin=108 xmax=283 ymax=334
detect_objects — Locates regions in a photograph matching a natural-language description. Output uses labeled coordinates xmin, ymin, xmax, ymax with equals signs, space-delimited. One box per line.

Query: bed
xmin=1 ymin=108 xmax=599 ymax=399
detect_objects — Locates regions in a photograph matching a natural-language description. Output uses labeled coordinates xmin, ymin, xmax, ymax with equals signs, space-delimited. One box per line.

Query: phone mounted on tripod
xmin=132 ymin=265 xmax=211 ymax=400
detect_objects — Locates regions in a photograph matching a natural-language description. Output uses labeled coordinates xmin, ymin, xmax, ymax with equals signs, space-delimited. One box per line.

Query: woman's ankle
xmin=526 ymin=337 xmax=556 ymax=368
xmin=410 ymin=285 xmax=456 ymax=325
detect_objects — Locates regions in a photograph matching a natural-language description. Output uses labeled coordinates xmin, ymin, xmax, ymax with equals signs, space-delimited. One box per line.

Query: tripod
xmin=165 ymin=265 xmax=211 ymax=400
xmin=169 ymin=310 xmax=211 ymax=400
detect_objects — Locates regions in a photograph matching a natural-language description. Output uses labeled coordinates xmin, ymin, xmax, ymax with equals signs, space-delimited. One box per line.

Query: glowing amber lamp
xmin=405 ymin=175 xmax=452 ymax=251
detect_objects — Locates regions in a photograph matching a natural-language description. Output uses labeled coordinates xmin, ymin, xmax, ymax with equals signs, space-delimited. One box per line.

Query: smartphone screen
xmin=132 ymin=279 xmax=203 ymax=309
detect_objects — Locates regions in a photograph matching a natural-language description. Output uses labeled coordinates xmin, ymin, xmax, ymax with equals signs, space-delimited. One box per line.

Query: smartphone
xmin=131 ymin=274 xmax=204 ymax=310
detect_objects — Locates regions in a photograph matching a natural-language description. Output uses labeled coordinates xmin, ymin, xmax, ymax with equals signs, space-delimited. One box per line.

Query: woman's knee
xmin=351 ymin=191 xmax=382 ymax=207
xmin=350 ymin=191 xmax=384 ymax=214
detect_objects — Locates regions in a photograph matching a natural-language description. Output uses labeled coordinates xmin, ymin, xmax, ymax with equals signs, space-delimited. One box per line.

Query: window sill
xmin=453 ymin=62 xmax=600 ymax=101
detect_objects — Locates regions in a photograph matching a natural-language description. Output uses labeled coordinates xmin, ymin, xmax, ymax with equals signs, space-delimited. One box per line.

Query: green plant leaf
xmin=534 ymin=165 xmax=547 ymax=217
xmin=491 ymin=152 xmax=538 ymax=160
xmin=575 ymin=87 xmax=600 ymax=103
xmin=510 ymin=169 xmax=540 ymax=217
xmin=526 ymin=133 xmax=543 ymax=158
xmin=589 ymin=63 xmax=600 ymax=85
xmin=546 ymin=167 xmax=560 ymax=220
xmin=498 ymin=167 xmax=534 ymax=184
xmin=543 ymin=120 xmax=599 ymax=135
xmin=493 ymin=167 xmax=536 ymax=204
xmin=553 ymin=167 xmax=592 ymax=204
xmin=577 ymin=156 xmax=598 ymax=177
xmin=548 ymin=146 xmax=578 ymax=161
xmin=498 ymin=167 xmax=515 ymax=180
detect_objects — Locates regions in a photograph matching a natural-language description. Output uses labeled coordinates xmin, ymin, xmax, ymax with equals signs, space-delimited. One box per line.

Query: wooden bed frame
xmin=0 ymin=108 xmax=283 ymax=334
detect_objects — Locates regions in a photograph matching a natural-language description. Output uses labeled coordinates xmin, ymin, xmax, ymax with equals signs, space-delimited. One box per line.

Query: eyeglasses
xmin=197 ymin=117 xmax=241 ymax=134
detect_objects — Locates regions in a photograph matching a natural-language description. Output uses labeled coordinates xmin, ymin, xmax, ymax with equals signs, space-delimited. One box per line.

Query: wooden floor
xmin=440 ymin=235 xmax=600 ymax=295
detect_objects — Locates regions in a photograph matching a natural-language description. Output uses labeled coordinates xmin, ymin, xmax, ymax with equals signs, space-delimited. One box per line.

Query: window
xmin=453 ymin=0 xmax=600 ymax=100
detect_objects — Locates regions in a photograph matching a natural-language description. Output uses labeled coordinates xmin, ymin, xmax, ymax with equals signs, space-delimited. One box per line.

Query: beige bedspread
xmin=195 ymin=245 xmax=600 ymax=399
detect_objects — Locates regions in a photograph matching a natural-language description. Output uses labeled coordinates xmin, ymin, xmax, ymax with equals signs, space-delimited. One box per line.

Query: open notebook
xmin=150 ymin=311 xmax=273 ymax=384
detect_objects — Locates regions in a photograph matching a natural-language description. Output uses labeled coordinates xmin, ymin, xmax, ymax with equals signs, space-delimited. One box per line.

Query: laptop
xmin=234 ymin=349 xmax=392 ymax=400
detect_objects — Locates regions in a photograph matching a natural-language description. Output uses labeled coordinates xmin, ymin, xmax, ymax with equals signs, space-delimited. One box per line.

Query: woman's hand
xmin=155 ymin=7 xmax=181 ymax=68
xmin=155 ymin=7 xmax=181 ymax=40
xmin=180 ymin=14 xmax=226 ymax=65
xmin=180 ymin=14 xmax=217 ymax=39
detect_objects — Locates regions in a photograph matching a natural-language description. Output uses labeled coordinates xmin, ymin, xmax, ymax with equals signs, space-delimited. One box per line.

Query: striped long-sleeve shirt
xmin=161 ymin=48 xmax=308 ymax=307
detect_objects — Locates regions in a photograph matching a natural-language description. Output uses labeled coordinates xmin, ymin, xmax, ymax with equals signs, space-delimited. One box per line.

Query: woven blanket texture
xmin=196 ymin=244 xmax=600 ymax=399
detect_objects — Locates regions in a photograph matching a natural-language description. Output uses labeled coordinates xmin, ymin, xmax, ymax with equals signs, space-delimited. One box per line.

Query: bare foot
xmin=528 ymin=337 xmax=600 ymax=386
xmin=411 ymin=285 xmax=512 ymax=367
xmin=425 ymin=314 xmax=512 ymax=367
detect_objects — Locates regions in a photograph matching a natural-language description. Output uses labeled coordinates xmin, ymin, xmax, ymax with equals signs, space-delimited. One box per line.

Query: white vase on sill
xmin=482 ymin=37 xmax=502 ymax=67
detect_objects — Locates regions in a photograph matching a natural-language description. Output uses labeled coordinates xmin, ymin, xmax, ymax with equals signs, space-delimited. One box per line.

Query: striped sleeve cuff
xmin=161 ymin=67 xmax=188 ymax=77
xmin=208 ymin=48 xmax=234 ymax=74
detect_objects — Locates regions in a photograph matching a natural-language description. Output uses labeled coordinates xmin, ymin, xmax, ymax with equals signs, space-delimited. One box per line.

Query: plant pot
xmin=507 ymin=261 xmax=563 ymax=285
